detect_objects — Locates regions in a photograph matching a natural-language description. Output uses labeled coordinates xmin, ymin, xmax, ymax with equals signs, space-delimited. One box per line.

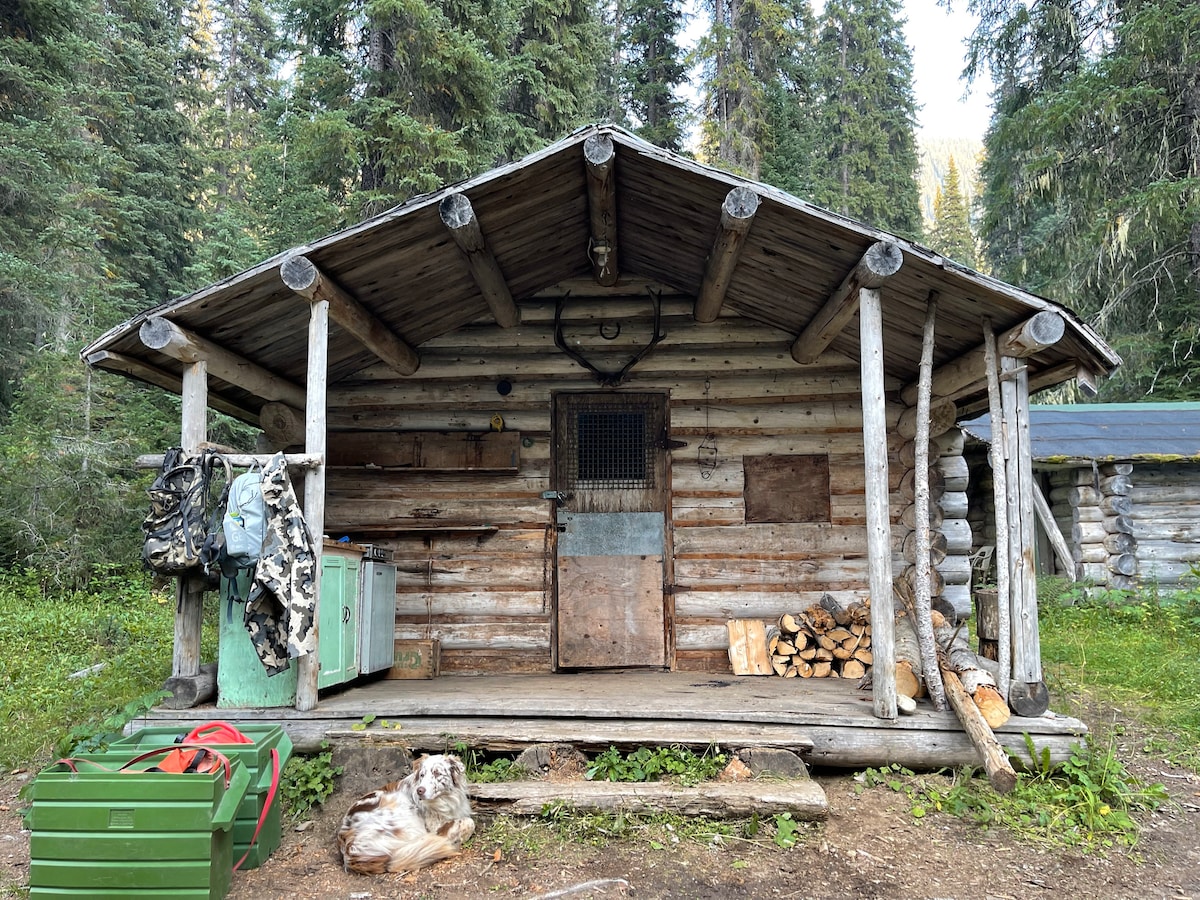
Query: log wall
xmin=971 ymin=456 xmax=1200 ymax=591
xmin=319 ymin=289 xmax=942 ymax=675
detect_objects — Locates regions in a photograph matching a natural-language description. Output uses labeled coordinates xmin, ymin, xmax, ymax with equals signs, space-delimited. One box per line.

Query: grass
xmin=0 ymin=566 xmax=218 ymax=768
xmin=2 ymin=567 xmax=1198 ymax=862
xmin=1037 ymin=576 xmax=1200 ymax=768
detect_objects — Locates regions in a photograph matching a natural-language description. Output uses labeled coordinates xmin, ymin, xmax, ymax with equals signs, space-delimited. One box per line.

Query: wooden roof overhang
xmin=81 ymin=124 xmax=1120 ymax=419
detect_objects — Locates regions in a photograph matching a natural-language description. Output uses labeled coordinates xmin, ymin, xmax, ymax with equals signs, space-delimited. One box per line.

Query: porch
xmin=135 ymin=671 xmax=1088 ymax=771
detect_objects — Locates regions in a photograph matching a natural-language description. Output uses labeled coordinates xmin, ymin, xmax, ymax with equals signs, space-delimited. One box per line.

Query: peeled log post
xmin=790 ymin=241 xmax=903 ymax=364
xmin=695 ymin=187 xmax=761 ymax=323
xmin=860 ymin=287 xmax=897 ymax=720
xmin=583 ymin=134 xmax=619 ymax=286
xmin=982 ymin=319 xmax=1012 ymax=702
xmin=438 ymin=192 xmax=520 ymax=328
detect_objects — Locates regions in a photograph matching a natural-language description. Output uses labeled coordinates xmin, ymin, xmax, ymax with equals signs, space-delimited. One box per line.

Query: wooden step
xmin=469 ymin=778 xmax=829 ymax=820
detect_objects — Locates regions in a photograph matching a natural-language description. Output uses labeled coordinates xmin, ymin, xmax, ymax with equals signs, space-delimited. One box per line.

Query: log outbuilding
xmin=83 ymin=124 xmax=1120 ymax=768
xmin=962 ymin=402 xmax=1200 ymax=592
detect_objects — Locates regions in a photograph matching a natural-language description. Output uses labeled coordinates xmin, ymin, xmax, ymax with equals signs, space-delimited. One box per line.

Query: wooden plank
xmin=726 ymin=619 xmax=773 ymax=675
xmin=743 ymin=455 xmax=831 ymax=523
xmin=556 ymin=555 xmax=665 ymax=667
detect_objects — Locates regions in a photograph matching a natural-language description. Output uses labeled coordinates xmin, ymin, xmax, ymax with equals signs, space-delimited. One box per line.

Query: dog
xmin=336 ymin=753 xmax=475 ymax=875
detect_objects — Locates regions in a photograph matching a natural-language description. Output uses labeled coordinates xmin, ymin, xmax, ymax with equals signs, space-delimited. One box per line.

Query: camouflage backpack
xmin=141 ymin=448 xmax=230 ymax=575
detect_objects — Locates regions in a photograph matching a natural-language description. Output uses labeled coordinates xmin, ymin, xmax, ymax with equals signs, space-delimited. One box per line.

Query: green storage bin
xmin=28 ymin=754 xmax=250 ymax=900
xmin=110 ymin=723 xmax=293 ymax=869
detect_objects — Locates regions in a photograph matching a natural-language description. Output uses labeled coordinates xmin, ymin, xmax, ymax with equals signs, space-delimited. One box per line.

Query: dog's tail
xmin=383 ymin=831 xmax=463 ymax=873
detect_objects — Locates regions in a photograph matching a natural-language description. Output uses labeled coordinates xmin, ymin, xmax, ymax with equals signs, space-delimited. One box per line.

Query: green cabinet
xmin=217 ymin=544 xmax=365 ymax=705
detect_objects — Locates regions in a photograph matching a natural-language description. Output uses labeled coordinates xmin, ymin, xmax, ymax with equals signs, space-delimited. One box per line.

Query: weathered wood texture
xmin=320 ymin=296 xmax=962 ymax=676
xmin=136 ymin=672 xmax=1088 ymax=770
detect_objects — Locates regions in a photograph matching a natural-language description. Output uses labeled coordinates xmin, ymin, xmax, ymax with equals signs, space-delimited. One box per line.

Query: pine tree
xmin=501 ymin=0 xmax=607 ymax=159
xmin=695 ymin=0 xmax=812 ymax=178
xmin=808 ymin=0 xmax=921 ymax=237
xmin=971 ymin=0 xmax=1200 ymax=399
xmin=929 ymin=156 xmax=977 ymax=266
xmin=620 ymin=0 xmax=688 ymax=150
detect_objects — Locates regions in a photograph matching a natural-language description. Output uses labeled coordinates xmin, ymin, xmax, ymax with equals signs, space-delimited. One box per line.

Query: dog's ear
xmin=410 ymin=754 xmax=429 ymax=774
xmin=450 ymin=755 xmax=466 ymax=784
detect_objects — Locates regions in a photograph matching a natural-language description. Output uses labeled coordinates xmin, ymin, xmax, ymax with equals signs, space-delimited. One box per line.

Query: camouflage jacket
xmin=244 ymin=452 xmax=317 ymax=675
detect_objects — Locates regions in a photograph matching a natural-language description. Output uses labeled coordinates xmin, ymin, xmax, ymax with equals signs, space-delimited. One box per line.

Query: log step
xmin=469 ymin=778 xmax=829 ymax=820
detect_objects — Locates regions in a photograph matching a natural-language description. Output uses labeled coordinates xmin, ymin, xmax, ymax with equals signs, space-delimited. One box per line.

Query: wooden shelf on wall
xmin=349 ymin=522 xmax=500 ymax=535
xmin=327 ymin=431 xmax=519 ymax=472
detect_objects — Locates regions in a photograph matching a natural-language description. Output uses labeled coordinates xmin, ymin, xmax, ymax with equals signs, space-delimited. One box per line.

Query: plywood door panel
xmin=557 ymin=554 xmax=666 ymax=667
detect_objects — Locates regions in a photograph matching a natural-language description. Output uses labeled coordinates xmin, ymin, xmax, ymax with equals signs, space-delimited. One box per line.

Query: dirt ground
xmin=4 ymin=709 xmax=1200 ymax=900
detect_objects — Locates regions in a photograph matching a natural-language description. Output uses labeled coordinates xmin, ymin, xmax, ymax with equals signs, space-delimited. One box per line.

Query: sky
xmin=904 ymin=3 xmax=994 ymax=139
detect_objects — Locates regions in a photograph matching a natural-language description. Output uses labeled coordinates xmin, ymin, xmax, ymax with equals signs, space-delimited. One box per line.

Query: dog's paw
xmin=445 ymin=817 xmax=475 ymax=845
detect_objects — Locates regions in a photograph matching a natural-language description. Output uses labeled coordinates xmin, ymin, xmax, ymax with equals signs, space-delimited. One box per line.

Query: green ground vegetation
xmin=2 ymin=568 xmax=1197 ymax=855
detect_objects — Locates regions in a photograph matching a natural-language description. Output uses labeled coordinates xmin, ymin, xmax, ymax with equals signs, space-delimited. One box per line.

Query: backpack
xmin=221 ymin=465 xmax=266 ymax=571
xmin=141 ymin=448 xmax=229 ymax=575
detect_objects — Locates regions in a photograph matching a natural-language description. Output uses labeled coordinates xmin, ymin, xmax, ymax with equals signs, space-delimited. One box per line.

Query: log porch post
xmin=1001 ymin=355 xmax=1048 ymax=715
xmin=859 ymin=287 xmax=896 ymax=720
xmin=296 ymin=296 xmax=330 ymax=712
xmin=173 ymin=360 xmax=207 ymax=680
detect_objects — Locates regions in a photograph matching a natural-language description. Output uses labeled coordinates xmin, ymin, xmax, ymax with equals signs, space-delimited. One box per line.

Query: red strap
xmin=53 ymin=745 xmax=233 ymax=788
xmin=186 ymin=721 xmax=253 ymax=744
xmin=233 ymin=746 xmax=280 ymax=872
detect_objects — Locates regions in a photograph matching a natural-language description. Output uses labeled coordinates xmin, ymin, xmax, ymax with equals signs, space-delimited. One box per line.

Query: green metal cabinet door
xmin=317 ymin=553 xmax=360 ymax=689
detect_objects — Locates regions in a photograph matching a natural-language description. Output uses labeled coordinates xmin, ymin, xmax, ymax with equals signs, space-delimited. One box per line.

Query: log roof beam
xmin=86 ymin=350 xmax=258 ymax=423
xmin=584 ymin=133 xmax=619 ymax=286
xmin=900 ymin=310 xmax=1066 ymax=406
xmin=138 ymin=316 xmax=308 ymax=410
xmin=789 ymin=240 xmax=903 ymax=364
xmin=694 ymin=187 xmax=761 ymax=323
xmin=439 ymin=192 xmax=520 ymax=327
xmin=281 ymin=253 xmax=420 ymax=376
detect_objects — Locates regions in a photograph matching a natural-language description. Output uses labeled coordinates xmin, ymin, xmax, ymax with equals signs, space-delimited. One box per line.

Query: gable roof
xmin=81 ymin=123 xmax=1120 ymax=420
xmin=960 ymin=403 xmax=1200 ymax=463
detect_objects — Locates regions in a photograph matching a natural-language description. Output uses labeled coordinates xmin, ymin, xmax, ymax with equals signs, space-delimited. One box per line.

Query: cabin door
xmin=552 ymin=392 xmax=669 ymax=668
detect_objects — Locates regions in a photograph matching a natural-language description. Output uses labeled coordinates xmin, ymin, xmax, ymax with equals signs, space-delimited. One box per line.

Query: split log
xmin=893 ymin=613 xmax=924 ymax=699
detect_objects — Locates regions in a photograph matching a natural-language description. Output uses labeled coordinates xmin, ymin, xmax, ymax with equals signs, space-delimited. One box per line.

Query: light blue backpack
xmin=222 ymin=465 xmax=266 ymax=572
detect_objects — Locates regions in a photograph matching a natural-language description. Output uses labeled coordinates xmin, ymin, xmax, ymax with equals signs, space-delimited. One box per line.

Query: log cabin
xmin=963 ymin=402 xmax=1200 ymax=592
xmin=82 ymin=124 xmax=1120 ymax=770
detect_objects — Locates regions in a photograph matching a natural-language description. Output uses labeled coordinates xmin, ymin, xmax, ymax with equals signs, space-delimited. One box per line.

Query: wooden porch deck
xmin=138 ymin=671 xmax=1088 ymax=771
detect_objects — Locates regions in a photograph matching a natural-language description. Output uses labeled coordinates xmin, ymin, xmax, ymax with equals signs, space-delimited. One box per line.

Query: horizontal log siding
xmin=325 ymin=296 xmax=906 ymax=674
xmin=1128 ymin=463 xmax=1200 ymax=588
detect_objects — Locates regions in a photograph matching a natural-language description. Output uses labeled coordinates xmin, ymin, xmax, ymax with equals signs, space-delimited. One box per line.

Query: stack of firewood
xmin=768 ymin=597 xmax=873 ymax=679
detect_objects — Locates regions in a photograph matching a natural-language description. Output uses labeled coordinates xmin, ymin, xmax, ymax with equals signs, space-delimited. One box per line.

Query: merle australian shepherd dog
xmin=336 ymin=753 xmax=475 ymax=875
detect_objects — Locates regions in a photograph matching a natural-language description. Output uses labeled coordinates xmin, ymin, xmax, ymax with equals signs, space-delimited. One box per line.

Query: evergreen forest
xmin=2 ymin=0 xmax=1197 ymax=582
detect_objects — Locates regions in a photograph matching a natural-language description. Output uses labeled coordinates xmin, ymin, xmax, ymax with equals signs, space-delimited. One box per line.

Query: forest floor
xmin=4 ymin=700 xmax=1199 ymax=900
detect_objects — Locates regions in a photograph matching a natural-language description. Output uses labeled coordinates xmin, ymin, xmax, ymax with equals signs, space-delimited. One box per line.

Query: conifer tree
xmin=620 ymin=0 xmax=688 ymax=150
xmin=929 ymin=156 xmax=977 ymax=266
xmin=808 ymin=0 xmax=921 ymax=237
xmin=695 ymin=0 xmax=812 ymax=177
